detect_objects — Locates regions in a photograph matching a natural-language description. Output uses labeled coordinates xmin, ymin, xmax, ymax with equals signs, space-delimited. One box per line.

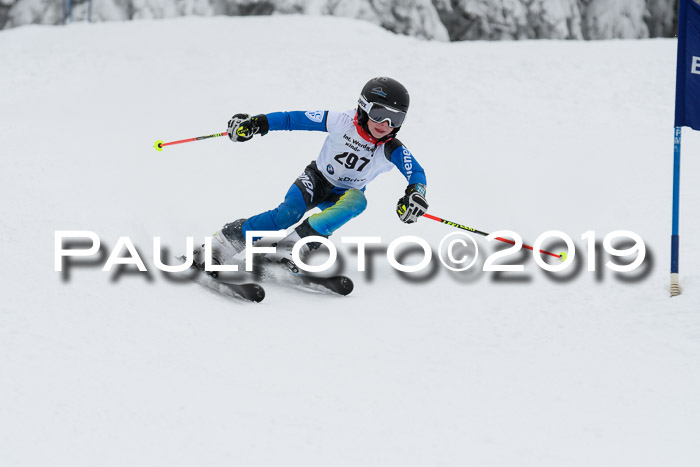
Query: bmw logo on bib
xmin=326 ymin=164 xmax=335 ymax=175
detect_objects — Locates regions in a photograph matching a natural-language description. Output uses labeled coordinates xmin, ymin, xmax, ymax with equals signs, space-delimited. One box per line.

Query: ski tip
xmin=154 ymin=140 xmax=164 ymax=151
xmin=336 ymin=276 xmax=354 ymax=296
xmin=250 ymin=285 xmax=266 ymax=302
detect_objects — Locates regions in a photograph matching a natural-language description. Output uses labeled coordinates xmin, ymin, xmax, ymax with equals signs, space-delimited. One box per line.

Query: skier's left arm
xmin=385 ymin=139 xmax=429 ymax=224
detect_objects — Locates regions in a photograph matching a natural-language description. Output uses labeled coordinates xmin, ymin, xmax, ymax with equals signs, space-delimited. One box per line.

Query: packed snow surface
xmin=1 ymin=15 xmax=699 ymax=467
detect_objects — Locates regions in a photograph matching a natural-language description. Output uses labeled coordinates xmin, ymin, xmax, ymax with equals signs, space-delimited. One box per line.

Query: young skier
xmin=196 ymin=77 xmax=429 ymax=271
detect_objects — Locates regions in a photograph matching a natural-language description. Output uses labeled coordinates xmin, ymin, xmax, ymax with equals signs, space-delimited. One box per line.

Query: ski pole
xmin=422 ymin=213 xmax=564 ymax=260
xmin=153 ymin=131 xmax=228 ymax=151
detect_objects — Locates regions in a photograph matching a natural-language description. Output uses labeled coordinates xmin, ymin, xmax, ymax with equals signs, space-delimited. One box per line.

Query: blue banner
xmin=675 ymin=0 xmax=700 ymax=130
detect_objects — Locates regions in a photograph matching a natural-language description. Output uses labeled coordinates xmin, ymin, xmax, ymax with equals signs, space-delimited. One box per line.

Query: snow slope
xmin=1 ymin=15 xmax=699 ymax=467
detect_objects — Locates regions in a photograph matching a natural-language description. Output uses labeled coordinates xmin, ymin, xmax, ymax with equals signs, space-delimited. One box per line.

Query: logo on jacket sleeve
xmin=305 ymin=111 xmax=324 ymax=123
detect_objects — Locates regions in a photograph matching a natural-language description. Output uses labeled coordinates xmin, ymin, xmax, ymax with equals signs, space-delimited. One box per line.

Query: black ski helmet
xmin=357 ymin=77 xmax=410 ymax=139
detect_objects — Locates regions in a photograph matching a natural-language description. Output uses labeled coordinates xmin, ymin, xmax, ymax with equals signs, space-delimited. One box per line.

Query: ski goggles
xmin=358 ymin=95 xmax=406 ymax=128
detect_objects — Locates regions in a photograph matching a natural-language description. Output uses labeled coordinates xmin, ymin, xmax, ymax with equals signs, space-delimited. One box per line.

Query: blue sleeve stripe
xmin=266 ymin=111 xmax=328 ymax=132
xmin=390 ymin=145 xmax=427 ymax=186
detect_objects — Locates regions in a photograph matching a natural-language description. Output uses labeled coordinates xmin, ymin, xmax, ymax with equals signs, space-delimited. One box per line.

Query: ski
xmin=198 ymin=272 xmax=265 ymax=303
xmin=291 ymin=272 xmax=354 ymax=296
xmin=176 ymin=256 xmax=265 ymax=303
xmin=175 ymin=254 xmax=351 ymax=298
xmin=212 ymin=276 xmax=265 ymax=302
xmin=256 ymin=259 xmax=354 ymax=296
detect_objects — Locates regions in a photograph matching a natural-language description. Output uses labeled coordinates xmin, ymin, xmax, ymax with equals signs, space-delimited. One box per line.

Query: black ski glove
xmin=397 ymin=183 xmax=428 ymax=224
xmin=227 ymin=113 xmax=269 ymax=142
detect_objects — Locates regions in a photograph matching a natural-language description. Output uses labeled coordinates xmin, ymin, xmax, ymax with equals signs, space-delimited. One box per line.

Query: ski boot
xmin=192 ymin=218 xmax=247 ymax=277
xmin=267 ymin=230 xmax=311 ymax=273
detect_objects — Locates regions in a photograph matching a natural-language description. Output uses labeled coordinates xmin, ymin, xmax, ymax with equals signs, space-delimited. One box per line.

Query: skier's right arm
xmin=227 ymin=111 xmax=334 ymax=142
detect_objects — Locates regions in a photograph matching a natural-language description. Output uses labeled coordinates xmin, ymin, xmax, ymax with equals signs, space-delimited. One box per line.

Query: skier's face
xmin=367 ymin=119 xmax=393 ymax=139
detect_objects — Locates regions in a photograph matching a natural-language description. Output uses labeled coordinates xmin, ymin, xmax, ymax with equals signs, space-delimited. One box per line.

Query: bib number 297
xmin=334 ymin=152 xmax=370 ymax=171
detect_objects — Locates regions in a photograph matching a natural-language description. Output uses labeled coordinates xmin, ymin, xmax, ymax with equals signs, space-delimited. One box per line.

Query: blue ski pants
xmin=241 ymin=162 xmax=367 ymax=238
